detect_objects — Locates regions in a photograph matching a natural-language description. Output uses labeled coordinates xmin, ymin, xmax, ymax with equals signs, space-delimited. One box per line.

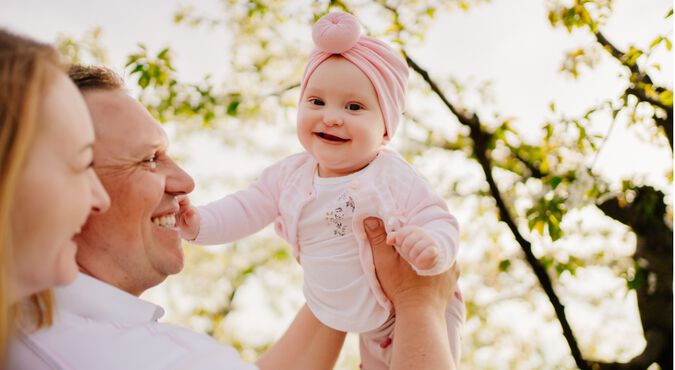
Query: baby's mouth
xmin=316 ymin=132 xmax=349 ymax=142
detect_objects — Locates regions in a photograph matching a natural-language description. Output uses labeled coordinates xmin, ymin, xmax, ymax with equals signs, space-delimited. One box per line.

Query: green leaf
xmin=549 ymin=176 xmax=563 ymax=189
xmin=203 ymin=110 xmax=215 ymax=124
xmin=623 ymin=47 xmax=643 ymax=66
xmin=130 ymin=63 xmax=144 ymax=75
xmin=579 ymin=6 xmax=591 ymax=25
xmin=226 ymin=101 xmax=240 ymax=116
xmin=555 ymin=263 xmax=567 ymax=276
xmin=138 ymin=74 xmax=150 ymax=89
xmin=539 ymin=256 xmax=554 ymax=270
xmin=626 ymin=266 xmax=646 ymax=290
xmin=548 ymin=219 xmax=562 ymax=241
xmin=534 ymin=220 xmax=545 ymax=235
xmin=650 ymin=36 xmax=663 ymax=49
xmin=158 ymin=47 xmax=170 ymax=60
xmin=498 ymin=259 xmax=511 ymax=272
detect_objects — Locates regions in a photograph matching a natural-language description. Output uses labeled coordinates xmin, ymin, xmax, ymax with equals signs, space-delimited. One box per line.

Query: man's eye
xmin=309 ymin=98 xmax=324 ymax=106
xmin=346 ymin=103 xmax=362 ymax=111
xmin=143 ymin=155 xmax=157 ymax=169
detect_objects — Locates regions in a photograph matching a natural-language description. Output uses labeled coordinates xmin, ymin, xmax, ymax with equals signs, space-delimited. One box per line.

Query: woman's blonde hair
xmin=0 ymin=28 xmax=65 ymax=359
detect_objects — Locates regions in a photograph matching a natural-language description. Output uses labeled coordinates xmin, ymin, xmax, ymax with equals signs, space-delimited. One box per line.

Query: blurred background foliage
xmin=56 ymin=0 xmax=672 ymax=369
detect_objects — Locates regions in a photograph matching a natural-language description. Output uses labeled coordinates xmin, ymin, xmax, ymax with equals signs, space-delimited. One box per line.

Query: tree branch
xmin=594 ymin=31 xmax=644 ymax=80
xmin=625 ymin=86 xmax=674 ymax=148
xmin=508 ymin=144 xmax=545 ymax=178
xmin=595 ymin=30 xmax=673 ymax=150
xmin=589 ymin=330 xmax=667 ymax=370
xmin=595 ymin=187 xmax=673 ymax=370
xmin=403 ymin=50 xmax=590 ymax=370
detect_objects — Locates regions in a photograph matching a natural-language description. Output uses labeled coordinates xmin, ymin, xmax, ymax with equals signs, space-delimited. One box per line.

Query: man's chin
xmin=162 ymin=245 xmax=185 ymax=276
xmin=147 ymin=256 xmax=184 ymax=290
xmin=145 ymin=239 xmax=185 ymax=279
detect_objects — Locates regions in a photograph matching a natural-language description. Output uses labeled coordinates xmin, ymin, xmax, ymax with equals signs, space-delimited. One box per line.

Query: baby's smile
xmin=316 ymin=132 xmax=349 ymax=142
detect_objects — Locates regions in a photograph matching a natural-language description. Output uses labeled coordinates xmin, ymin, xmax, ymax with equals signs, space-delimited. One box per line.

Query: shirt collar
xmin=55 ymin=273 xmax=165 ymax=324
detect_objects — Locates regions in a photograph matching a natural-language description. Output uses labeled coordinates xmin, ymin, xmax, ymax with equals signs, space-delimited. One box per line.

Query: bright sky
xmin=1 ymin=0 xmax=671 ymax=193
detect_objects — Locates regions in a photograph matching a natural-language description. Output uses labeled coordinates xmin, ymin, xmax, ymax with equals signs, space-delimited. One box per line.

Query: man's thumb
xmin=364 ymin=217 xmax=387 ymax=250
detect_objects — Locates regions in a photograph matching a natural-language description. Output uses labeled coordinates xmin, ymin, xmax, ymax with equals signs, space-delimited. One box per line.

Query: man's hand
xmin=387 ymin=225 xmax=439 ymax=270
xmin=364 ymin=217 xmax=459 ymax=370
xmin=364 ymin=217 xmax=457 ymax=310
xmin=176 ymin=195 xmax=200 ymax=241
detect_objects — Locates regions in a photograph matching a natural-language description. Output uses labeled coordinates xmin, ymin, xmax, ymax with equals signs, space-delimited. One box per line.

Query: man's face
xmin=75 ymin=90 xmax=195 ymax=295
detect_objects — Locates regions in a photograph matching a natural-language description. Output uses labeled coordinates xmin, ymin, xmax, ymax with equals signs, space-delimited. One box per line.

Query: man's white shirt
xmin=8 ymin=273 xmax=258 ymax=370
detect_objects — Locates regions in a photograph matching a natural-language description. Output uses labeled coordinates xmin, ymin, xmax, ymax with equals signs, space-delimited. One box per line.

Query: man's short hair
xmin=68 ymin=65 xmax=124 ymax=91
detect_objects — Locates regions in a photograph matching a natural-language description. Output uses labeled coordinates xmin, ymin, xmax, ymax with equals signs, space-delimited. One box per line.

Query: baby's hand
xmin=386 ymin=226 xmax=439 ymax=271
xmin=176 ymin=195 xmax=200 ymax=241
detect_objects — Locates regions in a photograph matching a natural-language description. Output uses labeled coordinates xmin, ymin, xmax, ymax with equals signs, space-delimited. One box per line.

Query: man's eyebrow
xmin=132 ymin=142 xmax=165 ymax=157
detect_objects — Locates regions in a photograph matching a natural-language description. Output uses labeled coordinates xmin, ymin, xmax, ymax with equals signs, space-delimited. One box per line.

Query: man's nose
xmin=165 ymin=159 xmax=195 ymax=196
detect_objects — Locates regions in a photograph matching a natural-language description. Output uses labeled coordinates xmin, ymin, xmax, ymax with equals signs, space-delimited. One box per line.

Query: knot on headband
xmin=312 ymin=11 xmax=361 ymax=53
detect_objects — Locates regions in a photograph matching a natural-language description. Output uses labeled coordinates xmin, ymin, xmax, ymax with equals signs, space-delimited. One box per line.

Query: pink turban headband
xmin=298 ymin=11 xmax=409 ymax=140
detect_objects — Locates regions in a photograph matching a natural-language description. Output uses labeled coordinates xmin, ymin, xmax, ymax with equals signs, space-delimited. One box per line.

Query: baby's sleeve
xmin=401 ymin=172 xmax=460 ymax=276
xmin=194 ymin=161 xmax=284 ymax=246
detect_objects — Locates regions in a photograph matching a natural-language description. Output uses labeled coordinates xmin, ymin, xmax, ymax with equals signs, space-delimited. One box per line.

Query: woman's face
xmin=10 ymin=72 xmax=110 ymax=302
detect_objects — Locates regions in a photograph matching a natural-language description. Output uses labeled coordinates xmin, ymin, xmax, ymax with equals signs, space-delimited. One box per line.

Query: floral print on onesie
xmin=325 ymin=191 xmax=355 ymax=236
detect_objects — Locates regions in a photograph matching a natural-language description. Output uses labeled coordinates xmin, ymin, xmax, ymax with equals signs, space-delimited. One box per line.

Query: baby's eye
xmin=346 ymin=103 xmax=363 ymax=111
xmin=309 ymin=98 xmax=325 ymax=106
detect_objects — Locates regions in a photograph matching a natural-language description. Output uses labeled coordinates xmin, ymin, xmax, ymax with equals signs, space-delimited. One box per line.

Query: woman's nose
xmin=90 ymin=171 xmax=110 ymax=214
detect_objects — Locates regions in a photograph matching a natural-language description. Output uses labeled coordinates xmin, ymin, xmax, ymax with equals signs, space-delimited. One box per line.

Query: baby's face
xmin=297 ymin=56 xmax=385 ymax=178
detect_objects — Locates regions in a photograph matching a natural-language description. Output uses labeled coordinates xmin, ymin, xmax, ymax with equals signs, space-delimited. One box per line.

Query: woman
xmin=0 ymin=28 xmax=110 ymax=360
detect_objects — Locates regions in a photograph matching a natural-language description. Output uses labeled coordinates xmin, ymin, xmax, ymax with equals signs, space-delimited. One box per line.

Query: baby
xmin=180 ymin=11 xmax=465 ymax=369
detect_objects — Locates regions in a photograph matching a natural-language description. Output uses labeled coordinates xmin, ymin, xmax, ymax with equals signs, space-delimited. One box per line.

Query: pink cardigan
xmin=196 ymin=147 xmax=459 ymax=312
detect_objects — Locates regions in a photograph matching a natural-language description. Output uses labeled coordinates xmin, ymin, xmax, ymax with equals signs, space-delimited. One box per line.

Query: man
xmin=10 ymin=65 xmax=458 ymax=370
